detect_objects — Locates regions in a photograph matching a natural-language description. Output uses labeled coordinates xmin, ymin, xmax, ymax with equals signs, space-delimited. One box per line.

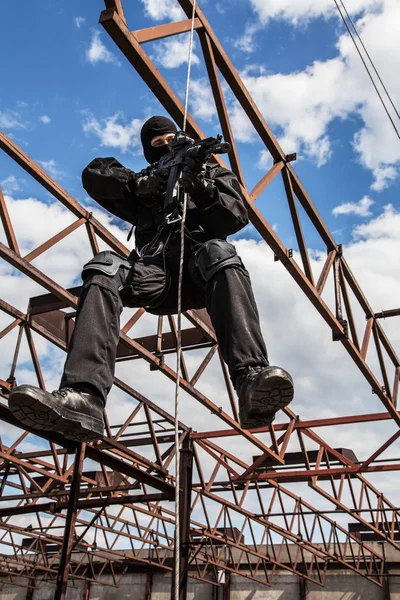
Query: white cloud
xmin=0 ymin=175 xmax=22 ymax=194
xmin=242 ymin=64 xmax=268 ymax=77
xmin=82 ymin=112 xmax=142 ymax=153
xmin=352 ymin=202 xmax=397 ymax=239
xmin=233 ymin=204 xmax=400 ymax=426
xmin=333 ymin=195 xmax=374 ymax=217
xmin=233 ymin=22 xmax=261 ymax=53
xmin=75 ymin=16 xmax=85 ymax=29
xmin=228 ymin=101 xmax=258 ymax=143
xmin=0 ymin=193 xmax=131 ymax=409
xmin=249 ymin=0 xmax=383 ymax=26
xmin=232 ymin=58 xmax=350 ymax=162
xmin=39 ymin=115 xmax=51 ymax=124
xmin=37 ymin=159 xmax=65 ymax=180
xmin=228 ymin=0 xmax=400 ymax=187
xmin=0 ymin=194 xmax=129 ymax=305
xmin=0 ymin=110 xmax=25 ymax=130
xmin=189 ymin=79 xmax=216 ymax=122
xmin=139 ymin=0 xmax=185 ymax=22
xmin=112 ymin=202 xmax=399 ymax=470
xmin=86 ymin=31 xmax=120 ymax=66
xmin=1 ymin=189 xmax=400 ymax=529
xmin=151 ymin=35 xmax=200 ymax=69
xmin=370 ymin=165 xmax=397 ymax=191
xmin=307 ymin=135 xmax=332 ymax=167
xmin=257 ymin=149 xmax=273 ymax=171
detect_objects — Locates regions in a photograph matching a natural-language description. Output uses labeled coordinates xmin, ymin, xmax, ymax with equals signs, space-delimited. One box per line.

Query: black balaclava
xmin=140 ymin=115 xmax=178 ymax=164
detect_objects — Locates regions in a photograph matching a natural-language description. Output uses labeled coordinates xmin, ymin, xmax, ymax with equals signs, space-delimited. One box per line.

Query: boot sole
xmin=239 ymin=374 xmax=294 ymax=430
xmin=9 ymin=386 xmax=104 ymax=443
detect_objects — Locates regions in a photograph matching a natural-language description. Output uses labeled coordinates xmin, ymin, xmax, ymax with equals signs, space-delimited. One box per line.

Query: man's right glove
xmin=180 ymin=156 xmax=216 ymax=199
xmin=134 ymin=168 xmax=169 ymax=199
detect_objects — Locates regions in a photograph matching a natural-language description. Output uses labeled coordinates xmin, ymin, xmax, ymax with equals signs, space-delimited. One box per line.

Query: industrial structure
xmin=0 ymin=0 xmax=399 ymax=598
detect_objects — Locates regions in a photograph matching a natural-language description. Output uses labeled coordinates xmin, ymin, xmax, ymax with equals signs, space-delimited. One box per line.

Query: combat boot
xmin=8 ymin=385 xmax=104 ymax=443
xmin=236 ymin=366 xmax=294 ymax=429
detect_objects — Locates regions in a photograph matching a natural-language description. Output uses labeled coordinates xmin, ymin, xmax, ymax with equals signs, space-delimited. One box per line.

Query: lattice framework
xmin=0 ymin=1 xmax=399 ymax=598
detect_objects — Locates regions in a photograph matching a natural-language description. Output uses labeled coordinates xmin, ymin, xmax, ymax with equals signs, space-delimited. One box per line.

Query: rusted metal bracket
xmin=274 ymin=248 xmax=293 ymax=262
xmin=332 ymin=318 xmax=349 ymax=341
xmin=274 ymin=152 xmax=297 ymax=164
xmin=150 ymin=352 xmax=165 ymax=371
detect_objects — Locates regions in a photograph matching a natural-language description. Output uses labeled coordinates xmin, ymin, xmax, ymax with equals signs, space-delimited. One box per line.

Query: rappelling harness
xmin=129 ymin=131 xmax=231 ymax=259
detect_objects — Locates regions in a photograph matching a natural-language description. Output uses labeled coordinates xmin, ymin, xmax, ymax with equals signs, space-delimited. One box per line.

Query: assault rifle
xmin=143 ymin=131 xmax=231 ymax=216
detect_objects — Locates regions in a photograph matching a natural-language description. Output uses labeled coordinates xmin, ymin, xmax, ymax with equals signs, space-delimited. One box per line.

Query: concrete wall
xmin=388 ymin=571 xmax=400 ymax=599
xmin=0 ymin=569 xmax=397 ymax=599
xmin=32 ymin=581 xmax=85 ymax=600
xmin=230 ymin=573 xmax=298 ymax=599
xmin=90 ymin=574 xmax=147 ymax=600
xmin=305 ymin=570 xmax=385 ymax=600
xmin=0 ymin=579 xmax=29 ymax=600
xmin=151 ymin=573 xmax=213 ymax=600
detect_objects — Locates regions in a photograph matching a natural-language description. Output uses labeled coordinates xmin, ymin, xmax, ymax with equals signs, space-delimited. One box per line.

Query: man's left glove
xmin=134 ymin=168 xmax=169 ymax=199
xmin=180 ymin=157 xmax=216 ymax=198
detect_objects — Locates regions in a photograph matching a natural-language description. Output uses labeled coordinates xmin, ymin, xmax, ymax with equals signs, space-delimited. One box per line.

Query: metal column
xmin=54 ymin=443 xmax=86 ymax=600
xmin=171 ymin=433 xmax=193 ymax=600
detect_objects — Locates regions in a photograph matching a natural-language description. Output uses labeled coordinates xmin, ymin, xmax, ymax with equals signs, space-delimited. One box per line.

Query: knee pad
xmin=81 ymin=251 xmax=132 ymax=290
xmin=192 ymin=239 xmax=242 ymax=283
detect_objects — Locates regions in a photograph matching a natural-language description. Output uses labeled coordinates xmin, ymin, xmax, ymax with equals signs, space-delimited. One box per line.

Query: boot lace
xmin=240 ymin=366 xmax=265 ymax=381
xmin=53 ymin=388 xmax=75 ymax=397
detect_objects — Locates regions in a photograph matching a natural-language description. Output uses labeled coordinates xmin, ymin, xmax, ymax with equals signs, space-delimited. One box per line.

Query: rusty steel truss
xmin=0 ymin=0 xmax=399 ymax=598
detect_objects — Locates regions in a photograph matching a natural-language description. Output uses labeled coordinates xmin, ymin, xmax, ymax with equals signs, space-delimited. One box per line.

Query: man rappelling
xmin=8 ymin=115 xmax=294 ymax=442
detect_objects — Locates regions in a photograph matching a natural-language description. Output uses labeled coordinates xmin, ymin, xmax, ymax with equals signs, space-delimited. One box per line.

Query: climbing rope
xmin=174 ymin=1 xmax=197 ymax=599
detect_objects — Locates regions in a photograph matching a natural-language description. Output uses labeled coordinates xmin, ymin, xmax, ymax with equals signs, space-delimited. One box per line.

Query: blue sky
xmin=1 ymin=0 xmax=399 ymax=254
xmin=1 ymin=0 xmax=400 ymax=557
xmin=0 ymin=0 xmax=399 ymax=425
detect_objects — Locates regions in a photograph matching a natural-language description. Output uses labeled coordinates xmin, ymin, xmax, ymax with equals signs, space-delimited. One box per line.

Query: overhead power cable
xmin=333 ymin=0 xmax=400 ymax=140
xmin=338 ymin=0 xmax=400 ymax=123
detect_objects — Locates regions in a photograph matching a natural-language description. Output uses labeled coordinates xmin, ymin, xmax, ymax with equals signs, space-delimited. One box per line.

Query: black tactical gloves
xmin=180 ymin=157 xmax=216 ymax=199
xmin=134 ymin=168 xmax=169 ymax=199
xmin=125 ymin=157 xmax=217 ymax=207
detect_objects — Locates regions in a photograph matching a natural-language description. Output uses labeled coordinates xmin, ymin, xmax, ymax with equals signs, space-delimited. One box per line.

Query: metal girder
xmin=99 ymin=3 xmax=400 ymax=420
xmin=55 ymin=443 xmax=86 ymax=600
xmin=0 ymin=0 xmax=399 ymax=596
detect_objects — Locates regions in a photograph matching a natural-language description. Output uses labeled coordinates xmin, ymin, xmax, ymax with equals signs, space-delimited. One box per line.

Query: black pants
xmin=60 ymin=242 xmax=268 ymax=404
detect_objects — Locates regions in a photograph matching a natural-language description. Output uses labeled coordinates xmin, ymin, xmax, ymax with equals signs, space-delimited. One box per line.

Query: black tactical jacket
xmin=82 ymin=157 xmax=249 ymax=251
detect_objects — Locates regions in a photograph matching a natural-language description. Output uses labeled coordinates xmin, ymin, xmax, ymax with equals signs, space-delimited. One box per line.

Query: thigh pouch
xmin=81 ymin=250 xmax=170 ymax=310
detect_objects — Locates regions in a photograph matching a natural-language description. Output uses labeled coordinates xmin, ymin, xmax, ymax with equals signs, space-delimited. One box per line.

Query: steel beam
xmin=100 ymin=2 xmax=400 ymax=426
xmin=55 ymin=443 xmax=86 ymax=600
xmin=133 ymin=18 xmax=202 ymax=44
xmin=0 ymin=0 xmax=399 ymax=592
xmin=179 ymin=435 xmax=194 ymax=600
